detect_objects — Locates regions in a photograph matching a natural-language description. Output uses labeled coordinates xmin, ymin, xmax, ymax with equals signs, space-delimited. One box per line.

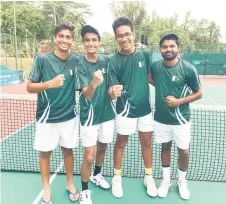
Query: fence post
xmin=204 ymin=54 xmax=207 ymax=77
xmin=4 ymin=38 xmax=8 ymax=66
xmin=13 ymin=1 xmax=19 ymax=70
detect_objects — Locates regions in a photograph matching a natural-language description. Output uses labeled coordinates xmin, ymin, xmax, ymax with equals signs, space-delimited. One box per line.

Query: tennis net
xmin=1 ymin=94 xmax=226 ymax=181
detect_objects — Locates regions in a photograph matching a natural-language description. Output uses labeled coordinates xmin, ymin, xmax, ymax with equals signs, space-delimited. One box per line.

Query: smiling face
xmin=160 ymin=39 xmax=180 ymax=61
xmin=83 ymin=32 xmax=100 ymax=54
xmin=54 ymin=29 xmax=74 ymax=52
xmin=115 ymin=25 xmax=135 ymax=55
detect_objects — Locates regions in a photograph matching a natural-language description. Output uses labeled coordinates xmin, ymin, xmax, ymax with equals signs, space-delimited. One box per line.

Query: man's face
xmin=115 ymin=25 xmax=135 ymax=53
xmin=54 ymin=29 xmax=74 ymax=52
xmin=83 ymin=33 xmax=100 ymax=54
xmin=160 ymin=40 xmax=180 ymax=61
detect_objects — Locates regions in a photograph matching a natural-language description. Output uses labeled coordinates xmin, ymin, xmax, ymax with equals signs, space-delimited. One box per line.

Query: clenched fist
xmin=165 ymin=95 xmax=182 ymax=107
xmin=48 ymin=74 xmax=65 ymax=88
xmin=112 ymin=85 xmax=123 ymax=98
xmin=92 ymin=70 xmax=104 ymax=87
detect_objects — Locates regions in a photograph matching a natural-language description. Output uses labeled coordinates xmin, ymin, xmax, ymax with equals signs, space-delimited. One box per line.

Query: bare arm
xmin=165 ymin=88 xmax=202 ymax=107
xmin=27 ymin=80 xmax=49 ymax=93
xmin=178 ymin=88 xmax=202 ymax=105
xmin=82 ymin=70 xmax=103 ymax=100
xmin=26 ymin=74 xmax=65 ymax=93
xmin=82 ymin=83 xmax=98 ymax=100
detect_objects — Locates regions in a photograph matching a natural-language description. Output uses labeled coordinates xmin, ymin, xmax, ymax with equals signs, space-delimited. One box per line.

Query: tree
xmin=182 ymin=12 xmax=197 ymax=31
xmin=42 ymin=2 xmax=91 ymax=24
xmin=41 ymin=1 xmax=92 ymax=38
xmin=100 ymin=32 xmax=117 ymax=53
xmin=1 ymin=1 xmax=92 ymax=39
xmin=108 ymin=2 xmax=224 ymax=52
xmin=108 ymin=1 xmax=147 ymax=42
xmin=1 ymin=2 xmax=52 ymax=39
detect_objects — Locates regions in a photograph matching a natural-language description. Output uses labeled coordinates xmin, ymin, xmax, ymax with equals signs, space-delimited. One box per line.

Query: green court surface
xmin=150 ymin=86 xmax=226 ymax=106
xmin=1 ymin=172 xmax=226 ymax=204
xmin=1 ymin=86 xmax=226 ymax=204
xmin=196 ymin=87 xmax=226 ymax=106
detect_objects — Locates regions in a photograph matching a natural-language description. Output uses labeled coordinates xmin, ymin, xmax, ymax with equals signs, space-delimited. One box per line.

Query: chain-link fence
xmin=1 ymin=33 xmax=226 ymax=77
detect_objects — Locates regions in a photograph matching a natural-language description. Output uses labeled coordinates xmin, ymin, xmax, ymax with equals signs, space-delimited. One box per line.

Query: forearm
xmin=82 ymin=83 xmax=97 ymax=100
xmin=26 ymin=81 xmax=50 ymax=93
xmin=179 ymin=89 xmax=202 ymax=105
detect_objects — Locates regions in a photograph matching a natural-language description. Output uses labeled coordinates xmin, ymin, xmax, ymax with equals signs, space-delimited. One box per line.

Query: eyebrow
xmin=161 ymin=44 xmax=176 ymax=47
xmin=84 ymin=37 xmax=98 ymax=40
xmin=117 ymin=32 xmax=131 ymax=35
xmin=58 ymin=34 xmax=72 ymax=37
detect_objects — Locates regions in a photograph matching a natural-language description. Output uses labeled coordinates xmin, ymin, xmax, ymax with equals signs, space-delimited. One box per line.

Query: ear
xmin=132 ymin=32 xmax=136 ymax=38
xmin=178 ymin=46 xmax=181 ymax=52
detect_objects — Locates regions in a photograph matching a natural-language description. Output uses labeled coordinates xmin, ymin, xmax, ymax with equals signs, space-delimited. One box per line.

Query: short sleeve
xmin=107 ymin=60 xmax=120 ymax=87
xmin=28 ymin=56 xmax=42 ymax=82
xmin=74 ymin=59 xmax=89 ymax=90
xmin=187 ymin=65 xmax=201 ymax=92
xmin=144 ymin=50 xmax=152 ymax=74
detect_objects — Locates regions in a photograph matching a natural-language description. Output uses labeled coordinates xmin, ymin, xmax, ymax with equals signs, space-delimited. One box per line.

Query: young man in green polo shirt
xmin=108 ymin=16 xmax=157 ymax=198
xmin=27 ymin=23 xmax=85 ymax=203
xmin=78 ymin=25 xmax=115 ymax=204
xmin=149 ymin=33 xmax=202 ymax=200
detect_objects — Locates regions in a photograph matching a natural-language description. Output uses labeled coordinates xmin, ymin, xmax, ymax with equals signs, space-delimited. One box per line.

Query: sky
xmin=83 ymin=0 xmax=226 ymax=42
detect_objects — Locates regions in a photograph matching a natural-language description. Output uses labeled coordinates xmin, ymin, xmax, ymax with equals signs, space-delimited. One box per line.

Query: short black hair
xmin=54 ymin=23 xmax=75 ymax=39
xmin=112 ymin=16 xmax=134 ymax=35
xmin=80 ymin=25 xmax=101 ymax=41
xmin=159 ymin=33 xmax=180 ymax=47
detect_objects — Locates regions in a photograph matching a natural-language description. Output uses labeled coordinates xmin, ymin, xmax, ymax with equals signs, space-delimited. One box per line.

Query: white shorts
xmin=81 ymin=120 xmax=115 ymax=147
xmin=116 ymin=113 xmax=153 ymax=135
xmin=154 ymin=121 xmax=191 ymax=150
xmin=34 ymin=117 xmax=79 ymax=152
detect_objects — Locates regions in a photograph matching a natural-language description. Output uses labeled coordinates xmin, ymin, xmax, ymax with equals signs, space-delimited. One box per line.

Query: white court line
xmin=209 ymin=100 xmax=226 ymax=107
xmin=32 ymin=161 xmax=64 ymax=204
xmin=0 ymin=121 xmax=35 ymax=142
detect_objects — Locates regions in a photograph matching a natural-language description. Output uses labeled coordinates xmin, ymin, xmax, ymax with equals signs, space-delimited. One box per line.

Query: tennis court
xmin=1 ymin=77 xmax=226 ymax=204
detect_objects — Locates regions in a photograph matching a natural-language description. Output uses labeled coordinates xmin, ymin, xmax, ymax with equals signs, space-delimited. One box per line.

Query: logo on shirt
xmin=70 ymin=70 xmax=73 ymax=75
xmin=101 ymin=68 xmax=106 ymax=74
xmin=172 ymin=76 xmax=176 ymax=81
xmin=138 ymin=61 xmax=145 ymax=68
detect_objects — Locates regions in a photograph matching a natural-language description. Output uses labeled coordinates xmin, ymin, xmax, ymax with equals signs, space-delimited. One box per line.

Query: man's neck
xmin=164 ymin=57 xmax=179 ymax=67
xmin=119 ymin=46 xmax=135 ymax=55
xmin=54 ymin=49 xmax=69 ymax=60
xmin=85 ymin=53 xmax=98 ymax=63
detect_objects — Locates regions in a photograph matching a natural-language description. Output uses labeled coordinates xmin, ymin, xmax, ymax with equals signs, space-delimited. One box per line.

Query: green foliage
xmin=109 ymin=1 xmax=147 ymax=41
xmin=1 ymin=1 xmax=225 ymax=54
xmin=108 ymin=3 xmax=224 ymax=53
xmin=1 ymin=1 xmax=92 ymax=39
xmin=100 ymin=32 xmax=117 ymax=53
